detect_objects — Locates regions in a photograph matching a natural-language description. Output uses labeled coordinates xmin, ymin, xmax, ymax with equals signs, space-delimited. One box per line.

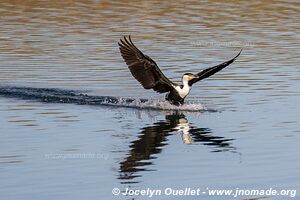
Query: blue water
xmin=0 ymin=0 xmax=299 ymax=199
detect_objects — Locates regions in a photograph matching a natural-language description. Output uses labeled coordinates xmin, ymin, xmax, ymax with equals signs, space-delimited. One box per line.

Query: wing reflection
xmin=119 ymin=112 xmax=236 ymax=183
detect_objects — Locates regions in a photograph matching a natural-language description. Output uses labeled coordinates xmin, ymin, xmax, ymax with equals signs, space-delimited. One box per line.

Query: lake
xmin=0 ymin=0 xmax=299 ymax=199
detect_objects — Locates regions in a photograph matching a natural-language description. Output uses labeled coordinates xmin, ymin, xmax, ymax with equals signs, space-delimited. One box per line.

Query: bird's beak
xmin=193 ymin=75 xmax=199 ymax=79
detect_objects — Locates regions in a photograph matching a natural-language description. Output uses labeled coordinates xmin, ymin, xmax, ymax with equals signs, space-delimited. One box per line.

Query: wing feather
xmin=190 ymin=49 xmax=242 ymax=85
xmin=119 ymin=36 xmax=176 ymax=93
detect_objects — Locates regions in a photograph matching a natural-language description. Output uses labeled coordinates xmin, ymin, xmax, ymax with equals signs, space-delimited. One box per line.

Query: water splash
xmin=0 ymin=86 xmax=208 ymax=112
xmin=105 ymin=97 xmax=207 ymax=111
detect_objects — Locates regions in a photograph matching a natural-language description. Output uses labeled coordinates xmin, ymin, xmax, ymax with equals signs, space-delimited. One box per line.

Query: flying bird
xmin=119 ymin=36 xmax=242 ymax=106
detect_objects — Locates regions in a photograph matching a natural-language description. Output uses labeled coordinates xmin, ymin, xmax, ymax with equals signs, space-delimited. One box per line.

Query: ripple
xmin=0 ymin=86 xmax=209 ymax=112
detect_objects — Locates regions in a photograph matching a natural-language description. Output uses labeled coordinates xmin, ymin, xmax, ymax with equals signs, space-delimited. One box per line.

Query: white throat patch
xmin=173 ymin=75 xmax=193 ymax=98
xmin=175 ymin=85 xmax=191 ymax=98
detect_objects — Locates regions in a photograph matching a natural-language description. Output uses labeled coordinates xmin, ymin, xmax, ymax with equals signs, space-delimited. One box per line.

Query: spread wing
xmin=119 ymin=36 xmax=176 ymax=93
xmin=190 ymin=49 xmax=242 ymax=85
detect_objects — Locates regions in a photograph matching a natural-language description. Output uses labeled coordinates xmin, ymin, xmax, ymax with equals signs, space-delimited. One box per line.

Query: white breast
xmin=175 ymin=85 xmax=191 ymax=98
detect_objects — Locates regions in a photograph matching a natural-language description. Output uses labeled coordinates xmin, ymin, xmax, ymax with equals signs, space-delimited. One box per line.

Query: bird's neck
xmin=176 ymin=79 xmax=191 ymax=98
xmin=182 ymin=78 xmax=190 ymax=88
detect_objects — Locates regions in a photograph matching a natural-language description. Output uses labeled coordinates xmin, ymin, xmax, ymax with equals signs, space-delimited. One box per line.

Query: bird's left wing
xmin=190 ymin=49 xmax=242 ymax=85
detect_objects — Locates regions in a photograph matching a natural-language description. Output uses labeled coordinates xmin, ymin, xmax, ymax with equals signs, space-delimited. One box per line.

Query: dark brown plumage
xmin=118 ymin=36 xmax=176 ymax=93
xmin=118 ymin=36 xmax=242 ymax=106
xmin=189 ymin=49 xmax=242 ymax=85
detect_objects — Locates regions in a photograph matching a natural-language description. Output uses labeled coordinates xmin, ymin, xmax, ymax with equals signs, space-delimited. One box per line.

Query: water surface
xmin=0 ymin=0 xmax=299 ymax=199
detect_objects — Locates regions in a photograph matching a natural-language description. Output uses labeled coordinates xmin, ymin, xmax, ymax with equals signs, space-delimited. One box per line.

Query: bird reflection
xmin=118 ymin=112 xmax=236 ymax=183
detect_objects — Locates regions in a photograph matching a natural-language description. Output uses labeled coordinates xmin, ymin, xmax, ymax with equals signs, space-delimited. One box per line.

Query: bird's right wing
xmin=119 ymin=36 xmax=177 ymax=93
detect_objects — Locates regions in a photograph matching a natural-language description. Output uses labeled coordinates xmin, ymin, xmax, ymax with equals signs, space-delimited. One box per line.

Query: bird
xmin=118 ymin=36 xmax=242 ymax=106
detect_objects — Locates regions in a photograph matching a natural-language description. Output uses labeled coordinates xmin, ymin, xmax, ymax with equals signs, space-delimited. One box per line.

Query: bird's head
xmin=182 ymin=73 xmax=199 ymax=87
xmin=182 ymin=73 xmax=199 ymax=82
